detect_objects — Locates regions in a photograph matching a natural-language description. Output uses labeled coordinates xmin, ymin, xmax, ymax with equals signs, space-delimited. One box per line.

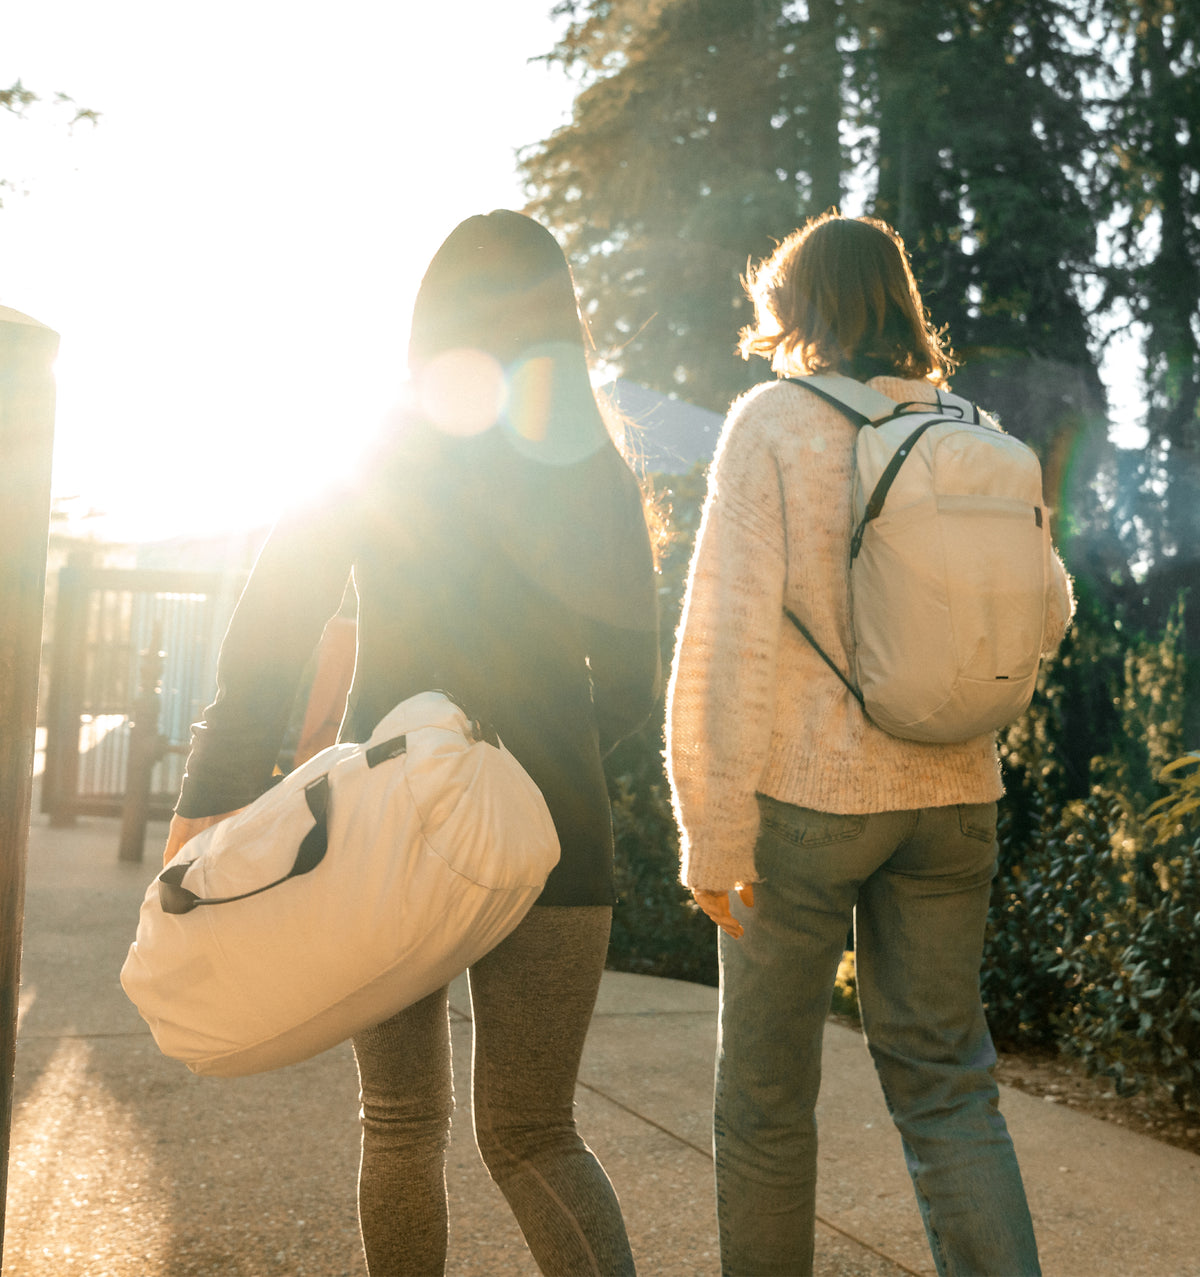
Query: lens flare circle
xmin=418 ymin=347 xmax=507 ymax=437
xmin=508 ymin=355 xmax=554 ymax=442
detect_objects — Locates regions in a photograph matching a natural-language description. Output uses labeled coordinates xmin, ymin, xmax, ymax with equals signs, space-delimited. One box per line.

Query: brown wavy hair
xmin=738 ymin=210 xmax=956 ymax=384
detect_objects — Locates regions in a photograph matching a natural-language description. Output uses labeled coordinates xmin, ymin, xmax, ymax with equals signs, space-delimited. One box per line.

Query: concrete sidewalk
xmin=5 ymin=813 xmax=1200 ymax=1276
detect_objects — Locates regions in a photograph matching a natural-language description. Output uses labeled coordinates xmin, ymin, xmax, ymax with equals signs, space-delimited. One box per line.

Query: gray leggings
xmin=352 ymin=905 xmax=636 ymax=1277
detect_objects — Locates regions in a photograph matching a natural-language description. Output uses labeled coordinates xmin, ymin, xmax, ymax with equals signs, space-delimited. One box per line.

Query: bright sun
xmin=50 ymin=316 xmax=407 ymax=546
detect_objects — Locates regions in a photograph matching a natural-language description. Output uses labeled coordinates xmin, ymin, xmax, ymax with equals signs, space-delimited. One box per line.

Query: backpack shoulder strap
xmin=930 ymin=388 xmax=981 ymax=424
xmin=786 ymin=373 xmax=898 ymax=426
xmin=783 ymin=607 xmax=865 ymax=708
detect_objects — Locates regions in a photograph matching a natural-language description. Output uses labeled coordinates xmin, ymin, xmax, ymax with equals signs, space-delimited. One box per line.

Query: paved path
xmin=5 ymin=814 xmax=1200 ymax=1275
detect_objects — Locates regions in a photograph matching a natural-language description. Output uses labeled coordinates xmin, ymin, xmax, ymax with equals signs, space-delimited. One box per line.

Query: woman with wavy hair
xmin=167 ymin=210 xmax=660 ymax=1276
xmin=668 ymin=210 xmax=1071 ymax=1277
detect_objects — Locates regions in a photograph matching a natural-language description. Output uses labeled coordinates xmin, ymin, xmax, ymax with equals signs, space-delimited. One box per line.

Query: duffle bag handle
xmin=157 ymin=729 xmax=412 ymax=915
xmin=157 ymin=775 xmax=333 ymax=916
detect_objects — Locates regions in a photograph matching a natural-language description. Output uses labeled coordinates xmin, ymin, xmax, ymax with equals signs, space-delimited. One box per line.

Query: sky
xmin=3 ymin=3 xmax=1149 ymax=546
xmin=1 ymin=1 xmax=577 ymax=541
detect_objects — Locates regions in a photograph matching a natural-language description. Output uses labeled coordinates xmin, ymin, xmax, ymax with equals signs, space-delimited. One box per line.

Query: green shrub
xmin=1055 ymin=829 xmax=1200 ymax=1113
xmin=1146 ymin=752 xmax=1200 ymax=845
xmin=607 ymin=766 xmax=717 ymax=984
xmin=1089 ymin=597 xmax=1188 ymax=813
xmin=981 ymin=781 xmax=1200 ymax=1113
xmin=605 ymin=462 xmax=717 ymax=984
xmin=981 ymin=795 xmax=1070 ymax=1048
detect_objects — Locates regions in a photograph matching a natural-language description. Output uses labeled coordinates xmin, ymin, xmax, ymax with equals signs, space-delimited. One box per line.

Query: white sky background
xmin=1 ymin=1 xmax=576 ymax=541
xmin=3 ymin=4 xmax=1147 ymax=544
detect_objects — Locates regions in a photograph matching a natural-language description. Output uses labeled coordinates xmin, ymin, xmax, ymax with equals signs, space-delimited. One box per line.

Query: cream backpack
xmin=786 ymin=374 xmax=1053 ymax=743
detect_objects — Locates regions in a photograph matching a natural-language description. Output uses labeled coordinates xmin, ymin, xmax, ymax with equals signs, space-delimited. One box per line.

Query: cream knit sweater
xmin=666 ymin=375 xmax=1074 ymax=893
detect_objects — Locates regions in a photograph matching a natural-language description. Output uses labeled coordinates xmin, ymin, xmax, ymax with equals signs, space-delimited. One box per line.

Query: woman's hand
xmin=163 ymin=809 xmax=245 ymax=867
xmin=692 ymin=884 xmax=755 ymax=939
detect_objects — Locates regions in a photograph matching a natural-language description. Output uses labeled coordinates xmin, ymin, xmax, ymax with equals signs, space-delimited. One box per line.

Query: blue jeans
xmin=714 ymin=798 xmax=1040 ymax=1277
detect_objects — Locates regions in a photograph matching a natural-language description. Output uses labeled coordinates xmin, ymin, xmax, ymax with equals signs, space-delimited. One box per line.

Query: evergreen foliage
xmin=1 ymin=79 xmax=99 ymax=210
xmin=525 ymin=1 xmax=1114 ymax=407
xmin=525 ymin=0 xmax=1200 ymax=671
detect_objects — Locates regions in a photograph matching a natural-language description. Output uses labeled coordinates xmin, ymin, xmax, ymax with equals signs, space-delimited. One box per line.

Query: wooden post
xmin=40 ymin=554 xmax=87 ymax=825
xmin=117 ymin=629 xmax=166 ymax=864
xmin=0 ymin=307 xmax=59 ymax=1262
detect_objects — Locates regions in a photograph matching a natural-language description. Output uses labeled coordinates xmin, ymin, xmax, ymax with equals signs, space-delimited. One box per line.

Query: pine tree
xmin=524 ymin=1 xmax=1106 ymax=419
xmin=1092 ymin=0 xmax=1200 ymax=584
xmin=522 ymin=0 xmax=842 ymax=412
xmin=521 ymin=0 xmax=1199 ymax=620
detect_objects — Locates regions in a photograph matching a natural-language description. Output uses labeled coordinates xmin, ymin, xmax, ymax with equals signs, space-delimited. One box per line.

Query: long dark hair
xmin=404 ymin=210 xmax=664 ymax=556
xmin=406 ymin=211 xmax=609 ymax=454
xmin=409 ymin=211 xmax=588 ymax=367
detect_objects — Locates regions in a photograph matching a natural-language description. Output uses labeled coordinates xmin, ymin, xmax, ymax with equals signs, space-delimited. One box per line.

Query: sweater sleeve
xmin=667 ymin=392 xmax=787 ymax=892
xmin=175 ymin=493 xmax=358 ymax=817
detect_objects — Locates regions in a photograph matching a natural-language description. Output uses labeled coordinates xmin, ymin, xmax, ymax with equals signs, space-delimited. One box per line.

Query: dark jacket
xmin=176 ymin=416 xmax=661 ymax=906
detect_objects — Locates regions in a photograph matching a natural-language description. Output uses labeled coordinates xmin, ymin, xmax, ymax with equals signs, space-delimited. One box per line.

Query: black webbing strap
xmin=849 ymin=419 xmax=936 ymax=559
xmin=786 ymin=378 xmax=942 ymax=563
xmin=158 ymin=774 xmax=332 ymax=916
xmin=784 ymin=377 xmax=874 ymax=427
xmin=365 ymin=733 xmax=407 ymax=768
xmin=783 ymin=606 xmax=865 ymax=709
xmin=777 ymin=378 xmax=871 ymax=707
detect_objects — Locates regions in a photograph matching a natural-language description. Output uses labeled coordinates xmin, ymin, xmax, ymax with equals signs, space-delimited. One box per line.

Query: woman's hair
xmin=406 ymin=210 xmax=668 ymax=559
xmin=408 ymin=210 xmax=587 ymax=371
xmin=738 ymin=210 xmax=956 ymax=384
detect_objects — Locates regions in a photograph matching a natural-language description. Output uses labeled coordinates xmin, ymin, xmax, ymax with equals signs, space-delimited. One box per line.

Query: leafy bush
xmin=605 ymin=463 xmax=717 ymax=985
xmin=982 ymin=595 xmax=1197 ymax=1110
xmin=983 ymin=790 xmax=1133 ymax=1047
xmin=1089 ymin=598 xmax=1188 ymax=813
xmin=1147 ymin=752 xmax=1200 ymax=845
xmin=982 ymin=795 xmax=1079 ymax=1048
xmin=608 ymin=767 xmax=716 ymax=984
xmin=1056 ymin=832 xmax=1200 ymax=1111
xmin=983 ymin=776 xmax=1200 ymax=1113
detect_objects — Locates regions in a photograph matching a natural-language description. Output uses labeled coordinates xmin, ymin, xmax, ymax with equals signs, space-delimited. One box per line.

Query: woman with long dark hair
xmin=165 ymin=210 xmax=660 ymax=1276
xmin=668 ymin=211 xmax=1072 ymax=1277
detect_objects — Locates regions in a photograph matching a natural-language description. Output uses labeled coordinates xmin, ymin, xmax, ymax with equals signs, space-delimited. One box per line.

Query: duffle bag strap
xmin=157 ymin=775 xmax=334 ymax=915
xmin=159 ymin=726 xmax=415 ymax=915
xmin=156 ymin=725 xmax=410 ymax=916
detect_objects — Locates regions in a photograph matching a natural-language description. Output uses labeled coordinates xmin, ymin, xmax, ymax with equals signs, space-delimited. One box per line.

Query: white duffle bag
xmin=120 ymin=690 xmax=559 ymax=1077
